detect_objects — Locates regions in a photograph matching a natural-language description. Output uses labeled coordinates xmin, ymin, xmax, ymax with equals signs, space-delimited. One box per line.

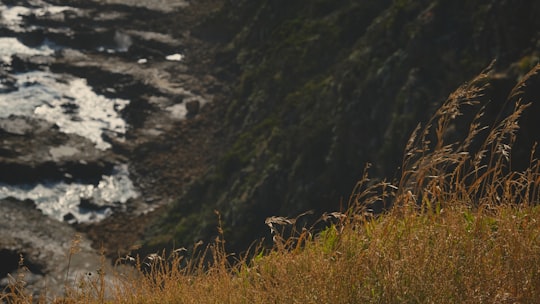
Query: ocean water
xmin=0 ymin=2 xmax=139 ymax=223
xmin=0 ymin=70 xmax=130 ymax=150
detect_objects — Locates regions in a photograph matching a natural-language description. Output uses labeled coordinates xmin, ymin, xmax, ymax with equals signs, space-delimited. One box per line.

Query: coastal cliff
xmin=142 ymin=0 xmax=540 ymax=252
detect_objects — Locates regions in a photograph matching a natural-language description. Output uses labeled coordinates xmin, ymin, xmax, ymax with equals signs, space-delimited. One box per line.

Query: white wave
xmin=0 ymin=71 xmax=129 ymax=150
xmin=0 ymin=165 xmax=138 ymax=223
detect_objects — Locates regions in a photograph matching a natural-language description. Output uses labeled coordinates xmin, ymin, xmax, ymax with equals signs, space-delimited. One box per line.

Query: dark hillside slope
xmin=144 ymin=0 xmax=540 ymax=252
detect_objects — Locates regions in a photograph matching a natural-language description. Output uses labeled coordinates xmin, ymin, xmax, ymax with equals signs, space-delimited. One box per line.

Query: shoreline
xmin=0 ymin=0 xmax=228 ymax=294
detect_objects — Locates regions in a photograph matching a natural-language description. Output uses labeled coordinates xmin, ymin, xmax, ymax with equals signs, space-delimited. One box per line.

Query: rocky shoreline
xmin=0 ymin=0 xmax=226 ymax=296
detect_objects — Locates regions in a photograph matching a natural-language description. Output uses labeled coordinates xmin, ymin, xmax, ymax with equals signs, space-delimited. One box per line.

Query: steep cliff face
xmin=144 ymin=0 xmax=540 ymax=251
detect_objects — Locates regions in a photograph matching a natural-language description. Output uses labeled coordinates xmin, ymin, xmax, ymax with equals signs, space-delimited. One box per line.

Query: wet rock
xmin=0 ymin=197 xmax=116 ymax=297
xmin=17 ymin=29 xmax=45 ymax=47
xmin=0 ymin=70 xmax=17 ymax=93
xmin=79 ymin=197 xmax=112 ymax=212
xmin=113 ymin=30 xmax=132 ymax=51
xmin=10 ymin=54 xmax=55 ymax=73
xmin=0 ymin=115 xmax=39 ymax=136
xmin=185 ymin=98 xmax=200 ymax=117
xmin=63 ymin=212 xmax=76 ymax=223
xmin=10 ymin=55 xmax=35 ymax=73
xmin=0 ymin=248 xmax=44 ymax=279
xmin=86 ymin=0 xmax=190 ymax=12
xmin=73 ymin=28 xmax=116 ymax=50
xmin=0 ymin=116 xmax=117 ymax=184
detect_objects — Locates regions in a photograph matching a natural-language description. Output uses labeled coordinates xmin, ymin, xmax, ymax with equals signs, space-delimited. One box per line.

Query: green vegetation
xmin=4 ymin=64 xmax=540 ymax=303
xmin=145 ymin=0 xmax=540 ymax=253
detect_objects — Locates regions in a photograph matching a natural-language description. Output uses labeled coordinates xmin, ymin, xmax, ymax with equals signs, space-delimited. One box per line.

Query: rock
xmin=0 ymin=248 xmax=44 ymax=280
xmin=17 ymin=29 xmax=45 ymax=47
xmin=0 ymin=116 xmax=117 ymax=184
xmin=0 ymin=197 xmax=114 ymax=297
xmin=63 ymin=212 xmax=76 ymax=223
xmin=79 ymin=197 xmax=112 ymax=212
xmin=0 ymin=115 xmax=38 ymax=136
xmin=0 ymin=71 xmax=17 ymax=93
xmin=185 ymin=98 xmax=200 ymax=117
xmin=10 ymin=55 xmax=34 ymax=73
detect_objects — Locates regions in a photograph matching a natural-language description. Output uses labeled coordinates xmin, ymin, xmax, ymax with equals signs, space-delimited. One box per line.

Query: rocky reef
xmin=0 ymin=0 xmax=221 ymax=295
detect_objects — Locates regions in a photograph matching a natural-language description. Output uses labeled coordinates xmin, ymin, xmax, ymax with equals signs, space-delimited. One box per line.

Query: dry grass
xmin=3 ymin=64 xmax=540 ymax=303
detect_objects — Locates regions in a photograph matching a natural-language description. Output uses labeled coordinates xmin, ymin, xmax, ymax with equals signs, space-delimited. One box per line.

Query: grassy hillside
xmin=143 ymin=0 xmax=540 ymax=252
xmin=3 ymin=1 xmax=540 ymax=301
xmin=4 ymin=65 xmax=540 ymax=302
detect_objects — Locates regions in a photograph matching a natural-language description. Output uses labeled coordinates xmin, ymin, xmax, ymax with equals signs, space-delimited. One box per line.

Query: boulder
xmin=185 ymin=98 xmax=200 ymax=117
